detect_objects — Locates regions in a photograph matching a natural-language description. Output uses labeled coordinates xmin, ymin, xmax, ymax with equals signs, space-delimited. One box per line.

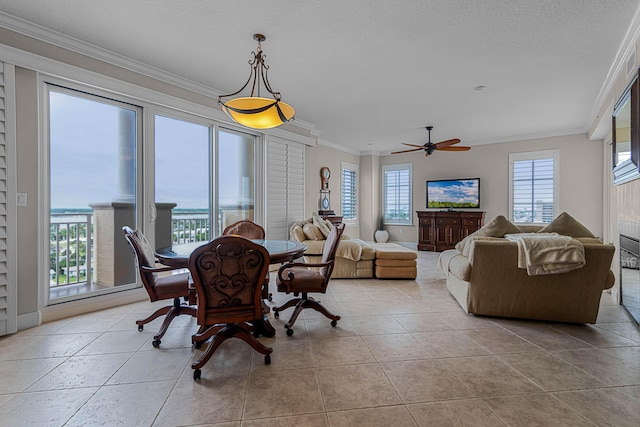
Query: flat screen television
xmin=426 ymin=178 xmax=480 ymax=209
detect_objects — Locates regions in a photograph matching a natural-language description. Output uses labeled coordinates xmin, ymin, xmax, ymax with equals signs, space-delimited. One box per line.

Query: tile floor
xmin=1 ymin=251 xmax=639 ymax=426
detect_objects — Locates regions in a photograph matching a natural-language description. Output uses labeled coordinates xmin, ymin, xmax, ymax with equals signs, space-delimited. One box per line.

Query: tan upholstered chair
xmin=122 ymin=226 xmax=196 ymax=348
xmin=273 ymin=223 xmax=345 ymax=336
xmin=189 ymin=235 xmax=273 ymax=380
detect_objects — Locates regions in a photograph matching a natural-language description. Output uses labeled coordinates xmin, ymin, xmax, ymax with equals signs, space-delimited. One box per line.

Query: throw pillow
xmin=312 ymin=212 xmax=332 ymax=238
xmin=302 ymin=223 xmax=324 ymax=240
xmin=455 ymin=215 xmax=522 ymax=252
xmin=537 ymin=212 xmax=596 ymax=238
xmin=291 ymin=225 xmax=306 ymax=242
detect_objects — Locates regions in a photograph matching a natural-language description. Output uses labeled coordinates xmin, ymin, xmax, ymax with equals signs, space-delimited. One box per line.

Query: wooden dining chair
xmin=223 ymin=219 xmax=273 ymax=301
xmin=223 ymin=220 xmax=265 ymax=239
xmin=273 ymin=223 xmax=345 ymax=336
xmin=189 ymin=235 xmax=273 ymax=380
xmin=122 ymin=226 xmax=197 ymax=348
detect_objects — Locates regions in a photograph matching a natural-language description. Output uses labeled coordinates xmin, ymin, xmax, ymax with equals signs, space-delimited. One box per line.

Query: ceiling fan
xmin=391 ymin=126 xmax=471 ymax=156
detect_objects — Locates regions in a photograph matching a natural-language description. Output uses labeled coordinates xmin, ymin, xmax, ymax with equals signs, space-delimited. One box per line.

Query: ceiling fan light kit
xmin=218 ymin=34 xmax=295 ymax=129
xmin=391 ymin=126 xmax=471 ymax=156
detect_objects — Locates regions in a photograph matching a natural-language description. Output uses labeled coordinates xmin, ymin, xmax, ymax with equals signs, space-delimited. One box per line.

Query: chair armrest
xmin=277 ymin=260 xmax=334 ymax=290
xmin=140 ymin=264 xmax=181 ymax=274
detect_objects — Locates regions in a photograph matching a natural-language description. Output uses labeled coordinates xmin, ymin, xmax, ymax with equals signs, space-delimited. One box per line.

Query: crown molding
xmin=589 ymin=2 xmax=640 ymax=132
xmin=317 ymin=139 xmax=361 ymax=156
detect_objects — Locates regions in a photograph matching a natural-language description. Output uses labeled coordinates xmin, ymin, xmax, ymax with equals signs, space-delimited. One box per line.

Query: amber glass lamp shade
xmin=220 ymin=97 xmax=295 ymax=129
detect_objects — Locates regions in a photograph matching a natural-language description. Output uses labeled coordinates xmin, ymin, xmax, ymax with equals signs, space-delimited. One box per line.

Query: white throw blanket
xmin=504 ymin=233 xmax=586 ymax=276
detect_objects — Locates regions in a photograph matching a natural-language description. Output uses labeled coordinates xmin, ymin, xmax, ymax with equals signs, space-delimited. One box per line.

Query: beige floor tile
xmin=595 ymin=322 xmax=640 ymax=343
xmin=309 ymin=336 xmax=375 ymax=366
xmin=154 ymin=372 xmax=249 ymax=425
xmin=242 ymin=413 xmax=328 ymax=427
xmin=550 ymin=323 xmax=639 ymax=348
xmin=466 ymin=328 xmax=542 ymax=354
xmin=553 ymin=385 xmax=640 ymax=427
xmin=481 ymin=393 xmax=595 ymax=426
xmin=496 ymin=321 xmax=595 ymax=351
xmin=553 ymin=347 xmax=640 ymax=386
xmin=26 ymin=352 xmax=132 ymax=391
xmin=350 ymin=314 xmax=408 ymax=335
xmin=304 ymin=316 xmax=358 ymax=339
xmin=0 ymin=357 xmax=66 ymax=393
xmin=243 ymin=368 xmax=324 ymax=419
xmin=392 ymin=313 xmax=456 ymax=332
xmin=498 ymin=351 xmax=606 ymax=391
xmin=434 ymin=310 xmax=500 ymax=330
xmin=66 ymin=381 xmax=174 ymax=426
xmin=76 ymin=329 xmax=149 ymax=355
xmin=1 ymin=332 xmax=99 ymax=360
xmin=327 ymin=405 xmax=418 ymax=427
xmin=413 ymin=330 xmax=490 ymax=358
xmin=316 ymin=363 xmax=401 ymax=411
xmin=250 ymin=337 xmax=314 ymax=372
xmin=0 ymin=387 xmax=97 ymax=426
xmin=53 ymin=313 xmax=128 ymax=334
xmin=107 ymin=347 xmax=193 ymax=384
xmin=441 ymin=355 xmax=543 ymax=397
xmin=362 ymin=333 xmax=432 ymax=362
xmin=381 ymin=359 xmax=473 ymax=403
xmin=0 ymin=393 xmax=16 ymax=406
xmin=190 ymin=338 xmax=256 ymax=375
xmin=407 ymin=399 xmax=507 ymax=427
xmin=0 ymin=334 xmax=46 ymax=361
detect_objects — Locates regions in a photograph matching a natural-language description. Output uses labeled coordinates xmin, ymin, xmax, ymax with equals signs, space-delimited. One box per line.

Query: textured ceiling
xmin=0 ymin=0 xmax=638 ymax=153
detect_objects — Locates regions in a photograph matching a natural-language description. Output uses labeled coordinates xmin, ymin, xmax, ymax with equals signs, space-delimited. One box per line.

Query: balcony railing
xmin=50 ymin=213 xmax=93 ymax=288
xmin=172 ymin=211 xmax=211 ymax=244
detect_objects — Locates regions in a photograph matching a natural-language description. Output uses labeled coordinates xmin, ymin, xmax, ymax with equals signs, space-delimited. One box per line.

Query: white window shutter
xmin=0 ymin=62 xmax=17 ymax=336
xmin=266 ymin=138 xmax=304 ymax=240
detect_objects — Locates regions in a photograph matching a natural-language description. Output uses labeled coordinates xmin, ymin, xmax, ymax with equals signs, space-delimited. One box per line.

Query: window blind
xmin=266 ymin=138 xmax=304 ymax=240
xmin=341 ymin=165 xmax=357 ymax=220
xmin=382 ymin=164 xmax=412 ymax=224
xmin=511 ymin=154 xmax=556 ymax=224
xmin=0 ymin=62 xmax=16 ymax=336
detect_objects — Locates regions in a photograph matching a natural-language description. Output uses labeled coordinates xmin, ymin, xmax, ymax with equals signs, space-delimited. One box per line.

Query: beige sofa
xmin=290 ymin=216 xmax=417 ymax=279
xmin=438 ymin=213 xmax=615 ymax=324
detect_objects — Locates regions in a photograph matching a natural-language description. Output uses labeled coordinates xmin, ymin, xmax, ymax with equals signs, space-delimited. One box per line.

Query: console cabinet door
xmin=417 ymin=211 xmax=485 ymax=251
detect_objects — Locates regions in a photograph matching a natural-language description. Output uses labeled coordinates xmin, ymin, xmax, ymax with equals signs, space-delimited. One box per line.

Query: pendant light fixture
xmin=218 ymin=34 xmax=295 ymax=129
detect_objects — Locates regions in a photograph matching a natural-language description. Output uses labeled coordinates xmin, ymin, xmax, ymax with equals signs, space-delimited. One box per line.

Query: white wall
xmin=379 ymin=133 xmax=604 ymax=242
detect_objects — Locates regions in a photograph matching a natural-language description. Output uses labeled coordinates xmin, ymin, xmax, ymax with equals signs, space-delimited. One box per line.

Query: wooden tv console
xmin=417 ymin=211 xmax=485 ymax=251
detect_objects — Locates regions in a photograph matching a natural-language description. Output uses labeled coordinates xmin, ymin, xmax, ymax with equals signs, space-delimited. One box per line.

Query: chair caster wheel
xmin=253 ymin=330 xmax=260 ymax=338
xmin=137 ymin=325 xmax=143 ymax=332
xmin=194 ymin=341 xmax=202 ymax=349
xmin=273 ymin=311 xmax=279 ymax=319
xmin=193 ymin=369 xmax=201 ymax=380
xmin=152 ymin=339 xmax=161 ymax=348
xmin=286 ymin=328 xmax=294 ymax=336
xmin=265 ymin=354 xmax=271 ymax=365
xmin=331 ymin=320 xmax=338 ymax=327
xmin=268 ymin=294 xmax=273 ymax=302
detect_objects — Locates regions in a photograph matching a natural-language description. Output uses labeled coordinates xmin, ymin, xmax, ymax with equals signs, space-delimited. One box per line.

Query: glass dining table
xmin=154 ymin=238 xmax=307 ymax=337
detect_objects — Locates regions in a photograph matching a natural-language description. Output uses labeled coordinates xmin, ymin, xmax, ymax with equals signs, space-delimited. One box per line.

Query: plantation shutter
xmin=510 ymin=150 xmax=558 ymax=224
xmin=266 ymin=137 xmax=304 ymax=239
xmin=341 ymin=166 xmax=357 ymax=220
xmin=0 ymin=62 xmax=17 ymax=336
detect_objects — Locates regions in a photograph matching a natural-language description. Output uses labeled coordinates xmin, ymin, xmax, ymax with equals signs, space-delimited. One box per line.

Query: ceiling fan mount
xmin=391 ymin=125 xmax=470 ymax=156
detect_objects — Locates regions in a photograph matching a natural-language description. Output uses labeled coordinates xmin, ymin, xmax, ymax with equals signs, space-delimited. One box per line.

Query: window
xmin=382 ymin=163 xmax=412 ymax=225
xmin=341 ymin=162 xmax=357 ymax=221
xmin=509 ymin=150 xmax=559 ymax=224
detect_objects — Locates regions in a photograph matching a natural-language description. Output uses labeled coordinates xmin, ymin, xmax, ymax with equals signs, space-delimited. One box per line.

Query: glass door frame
xmin=41 ymin=77 xmax=145 ymax=306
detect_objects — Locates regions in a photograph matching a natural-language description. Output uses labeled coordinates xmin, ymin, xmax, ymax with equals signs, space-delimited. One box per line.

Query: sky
xmin=50 ymin=90 xmax=252 ymax=210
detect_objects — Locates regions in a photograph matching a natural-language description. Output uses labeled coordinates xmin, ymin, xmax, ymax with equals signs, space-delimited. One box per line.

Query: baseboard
xmin=17 ymin=310 xmax=42 ymax=331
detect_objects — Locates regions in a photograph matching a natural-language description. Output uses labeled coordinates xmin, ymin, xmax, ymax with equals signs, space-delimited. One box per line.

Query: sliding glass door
xmin=48 ymin=85 xmax=142 ymax=302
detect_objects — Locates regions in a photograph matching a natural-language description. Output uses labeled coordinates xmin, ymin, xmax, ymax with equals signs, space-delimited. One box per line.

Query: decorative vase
xmin=374 ymin=229 xmax=389 ymax=243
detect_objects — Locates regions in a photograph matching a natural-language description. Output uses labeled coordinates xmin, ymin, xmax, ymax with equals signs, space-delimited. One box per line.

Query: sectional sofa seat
xmin=290 ymin=215 xmax=417 ymax=279
xmin=438 ymin=213 xmax=615 ymax=324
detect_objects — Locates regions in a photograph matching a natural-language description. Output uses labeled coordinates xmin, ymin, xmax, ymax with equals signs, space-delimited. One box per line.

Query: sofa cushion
xmin=537 ymin=212 xmax=596 ymax=238
xmin=291 ymin=225 xmax=306 ymax=242
xmin=303 ymin=223 xmax=324 ymax=240
xmin=460 ymin=236 xmax=505 ymax=257
xmin=455 ymin=215 xmax=522 ymax=252
xmin=312 ymin=212 xmax=332 ymax=238
xmin=448 ymin=254 xmax=472 ymax=281
xmin=375 ymin=258 xmax=417 ymax=267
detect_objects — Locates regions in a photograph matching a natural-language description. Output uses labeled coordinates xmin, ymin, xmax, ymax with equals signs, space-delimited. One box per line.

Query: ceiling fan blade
xmin=401 ymin=143 xmax=427 ymax=148
xmin=434 ymin=138 xmax=461 ymax=149
xmin=390 ymin=147 xmax=424 ymax=154
xmin=437 ymin=146 xmax=471 ymax=151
